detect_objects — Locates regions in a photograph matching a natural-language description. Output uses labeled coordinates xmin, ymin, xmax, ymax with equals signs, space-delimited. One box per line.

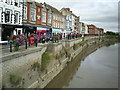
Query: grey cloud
xmin=35 ymin=0 xmax=118 ymax=32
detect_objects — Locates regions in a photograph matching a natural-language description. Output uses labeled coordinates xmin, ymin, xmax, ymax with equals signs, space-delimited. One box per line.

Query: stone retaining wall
xmin=1 ymin=36 xmax=105 ymax=89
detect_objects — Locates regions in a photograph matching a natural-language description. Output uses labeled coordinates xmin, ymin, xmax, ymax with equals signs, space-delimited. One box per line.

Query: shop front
xmin=62 ymin=30 xmax=71 ymax=38
xmin=52 ymin=28 xmax=62 ymax=34
xmin=36 ymin=27 xmax=52 ymax=38
xmin=1 ymin=24 xmax=23 ymax=42
xmin=23 ymin=25 xmax=36 ymax=37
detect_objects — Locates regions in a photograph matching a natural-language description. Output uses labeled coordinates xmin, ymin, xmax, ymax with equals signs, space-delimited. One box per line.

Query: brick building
xmin=23 ymin=1 xmax=52 ymax=37
xmin=45 ymin=3 xmax=66 ymax=34
xmin=36 ymin=2 xmax=52 ymax=34
xmin=87 ymin=24 xmax=96 ymax=35
xmin=98 ymin=28 xmax=104 ymax=35
xmin=23 ymin=0 xmax=36 ymax=36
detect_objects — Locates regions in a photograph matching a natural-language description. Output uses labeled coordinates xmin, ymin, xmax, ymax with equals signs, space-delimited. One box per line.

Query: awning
xmin=36 ymin=30 xmax=46 ymax=33
xmin=63 ymin=30 xmax=71 ymax=34
xmin=52 ymin=28 xmax=62 ymax=34
xmin=37 ymin=27 xmax=49 ymax=31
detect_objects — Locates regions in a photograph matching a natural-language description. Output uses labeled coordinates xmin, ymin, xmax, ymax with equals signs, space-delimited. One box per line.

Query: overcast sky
xmin=34 ymin=0 xmax=119 ymax=32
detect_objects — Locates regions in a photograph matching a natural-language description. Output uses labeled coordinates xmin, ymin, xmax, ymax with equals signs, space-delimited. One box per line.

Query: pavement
xmin=0 ymin=37 xmax=84 ymax=58
xmin=0 ymin=39 xmax=65 ymax=58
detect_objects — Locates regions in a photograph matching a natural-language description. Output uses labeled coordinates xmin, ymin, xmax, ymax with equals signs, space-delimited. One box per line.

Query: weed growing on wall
xmin=10 ymin=74 xmax=22 ymax=85
xmin=41 ymin=52 xmax=51 ymax=71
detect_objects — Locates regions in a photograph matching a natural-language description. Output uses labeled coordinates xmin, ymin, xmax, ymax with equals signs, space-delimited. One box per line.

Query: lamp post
xmin=98 ymin=31 xmax=100 ymax=40
xmin=82 ymin=33 xmax=84 ymax=41
xmin=9 ymin=40 xmax=12 ymax=52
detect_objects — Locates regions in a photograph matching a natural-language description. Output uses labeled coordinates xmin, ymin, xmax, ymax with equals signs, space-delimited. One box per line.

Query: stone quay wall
xmin=1 ymin=36 xmax=106 ymax=88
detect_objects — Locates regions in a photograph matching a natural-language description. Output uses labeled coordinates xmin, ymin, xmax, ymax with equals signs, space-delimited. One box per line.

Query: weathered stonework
xmin=1 ymin=36 xmax=112 ymax=88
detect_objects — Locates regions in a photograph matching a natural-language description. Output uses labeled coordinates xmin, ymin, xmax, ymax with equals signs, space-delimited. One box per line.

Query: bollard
xmin=25 ymin=40 xmax=27 ymax=49
xmin=34 ymin=38 xmax=37 ymax=47
xmin=10 ymin=40 xmax=12 ymax=52
xmin=28 ymin=38 xmax=30 ymax=46
xmin=35 ymin=39 xmax=37 ymax=47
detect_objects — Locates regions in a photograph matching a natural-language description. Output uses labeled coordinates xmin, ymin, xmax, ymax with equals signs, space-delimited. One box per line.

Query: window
xmin=15 ymin=12 xmax=19 ymax=24
xmin=15 ymin=0 xmax=18 ymax=6
xmin=6 ymin=0 xmax=10 ymax=4
xmin=38 ymin=8 xmax=40 ymax=12
xmin=23 ymin=6 xmax=27 ymax=20
xmin=18 ymin=30 xmax=21 ymax=35
xmin=0 ymin=8 xmax=2 ymax=23
xmin=53 ymin=22 xmax=54 ymax=27
xmin=30 ymin=8 xmax=36 ymax=21
xmin=48 ymin=12 xmax=51 ymax=24
xmin=5 ymin=10 xmax=10 ymax=23
xmin=54 ymin=15 xmax=55 ymax=20
xmin=37 ymin=15 xmax=40 ymax=20
xmin=42 ymin=10 xmax=46 ymax=23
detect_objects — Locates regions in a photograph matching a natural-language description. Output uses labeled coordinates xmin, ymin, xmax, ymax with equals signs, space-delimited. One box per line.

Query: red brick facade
xmin=88 ymin=25 xmax=96 ymax=35
xmin=98 ymin=28 xmax=104 ymax=35
xmin=46 ymin=10 xmax=48 ymax=26
xmin=36 ymin=7 xmax=42 ymax=25
xmin=27 ymin=3 xmax=30 ymax=22
xmin=24 ymin=2 xmax=51 ymax=27
xmin=88 ymin=25 xmax=104 ymax=35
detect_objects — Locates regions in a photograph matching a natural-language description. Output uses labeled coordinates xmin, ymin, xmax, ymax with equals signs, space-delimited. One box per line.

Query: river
xmin=45 ymin=43 xmax=119 ymax=88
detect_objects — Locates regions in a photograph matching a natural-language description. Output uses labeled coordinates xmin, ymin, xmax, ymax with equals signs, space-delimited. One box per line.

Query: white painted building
xmin=60 ymin=8 xmax=73 ymax=37
xmin=0 ymin=0 xmax=23 ymax=43
xmin=79 ymin=22 xmax=88 ymax=34
xmin=71 ymin=13 xmax=75 ymax=32
xmin=84 ymin=23 xmax=88 ymax=34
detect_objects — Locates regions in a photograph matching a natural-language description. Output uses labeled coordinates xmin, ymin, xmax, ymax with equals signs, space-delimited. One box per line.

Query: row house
xmin=79 ymin=22 xmax=88 ymax=35
xmin=45 ymin=3 xmax=66 ymax=34
xmin=71 ymin=13 xmax=76 ymax=33
xmin=71 ymin=13 xmax=80 ymax=33
xmin=97 ymin=28 xmax=104 ymax=35
xmin=84 ymin=23 xmax=88 ymax=34
xmin=99 ymin=28 xmax=104 ymax=35
xmin=36 ymin=2 xmax=52 ymax=37
xmin=74 ymin=16 xmax=80 ymax=33
xmin=23 ymin=1 xmax=36 ymax=36
xmin=23 ymin=1 xmax=52 ymax=37
xmin=0 ymin=0 xmax=23 ymax=43
xmin=60 ymin=8 xmax=72 ymax=35
xmin=87 ymin=24 xmax=104 ymax=35
xmin=79 ymin=22 xmax=85 ymax=34
xmin=87 ymin=24 xmax=96 ymax=35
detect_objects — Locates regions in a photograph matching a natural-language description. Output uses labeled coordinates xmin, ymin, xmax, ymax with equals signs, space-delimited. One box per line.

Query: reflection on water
xmin=45 ymin=43 xmax=119 ymax=88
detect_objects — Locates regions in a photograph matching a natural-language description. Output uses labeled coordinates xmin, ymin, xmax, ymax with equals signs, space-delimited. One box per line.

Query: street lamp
xmin=82 ymin=32 xmax=84 ymax=41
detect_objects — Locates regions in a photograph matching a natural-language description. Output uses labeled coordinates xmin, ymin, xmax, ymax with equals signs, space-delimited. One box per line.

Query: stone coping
xmin=0 ymin=46 xmax=43 ymax=63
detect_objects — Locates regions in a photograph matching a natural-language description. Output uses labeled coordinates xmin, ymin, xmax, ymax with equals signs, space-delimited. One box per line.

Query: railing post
xmin=35 ymin=39 xmax=37 ymax=47
xmin=28 ymin=38 xmax=30 ymax=46
xmin=10 ymin=40 xmax=12 ymax=52
xmin=25 ymin=40 xmax=27 ymax=49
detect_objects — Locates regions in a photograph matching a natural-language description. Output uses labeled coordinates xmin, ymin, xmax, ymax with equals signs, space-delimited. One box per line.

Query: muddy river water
xmin=45 ymin=43 xmax=119 ymax=88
